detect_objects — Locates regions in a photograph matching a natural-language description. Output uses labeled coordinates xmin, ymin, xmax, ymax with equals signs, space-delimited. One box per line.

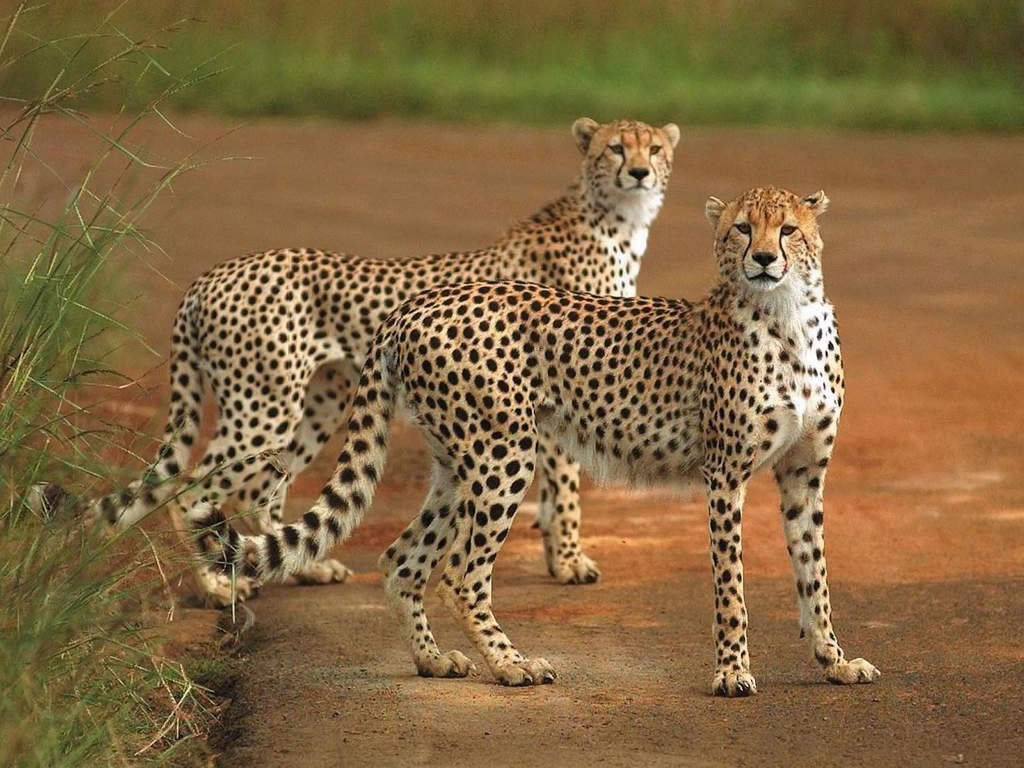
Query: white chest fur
xmin=601 ymin=192 xmax=661 ymax=298
xmin=628 ymin=227 xmax=649 ymax=263
xmin=754 ymin=293 xmax=840 ymax=458
xmin=596 ymin=227 xmax=644 ymax=298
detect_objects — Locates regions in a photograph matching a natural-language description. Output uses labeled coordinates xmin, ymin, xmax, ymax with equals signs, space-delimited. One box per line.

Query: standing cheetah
xmin=213 ymin=186 xmax=880 ymax=695
xmin=36 ymin=118 xmax=680 ymax=606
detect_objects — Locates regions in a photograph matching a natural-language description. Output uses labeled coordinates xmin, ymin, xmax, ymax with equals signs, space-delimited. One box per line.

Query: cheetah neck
xmin=711 ymin=276 xmax=833 ymax=373
xmin=577 ymin=179 xmax=664 ymax=295
xmin=493 ymin=180 xmax=664 ymax=296
xmin=576 ymin=176 xmax=665 ymax=231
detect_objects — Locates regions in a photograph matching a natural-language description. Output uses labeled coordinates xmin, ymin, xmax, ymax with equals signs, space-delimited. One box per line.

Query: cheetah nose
xmin=628 ymin=167 xmax=650 ymax=180
xmin=752 ymin=252 xmax=778 ymax=267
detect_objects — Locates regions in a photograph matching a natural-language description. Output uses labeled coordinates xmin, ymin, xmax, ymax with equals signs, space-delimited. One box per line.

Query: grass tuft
xmin=0 ymin=4 xmax=225 ymax=764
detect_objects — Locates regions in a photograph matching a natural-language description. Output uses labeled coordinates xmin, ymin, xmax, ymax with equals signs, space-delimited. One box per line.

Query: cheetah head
xmin=705 ymin=186 xmax=829 ymax=294
xmin=572 ymin=118 xmax=680 ymax=204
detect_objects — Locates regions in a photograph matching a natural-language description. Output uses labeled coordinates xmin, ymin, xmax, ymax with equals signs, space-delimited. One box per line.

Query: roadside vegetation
xmin=0 ymin=5 xmax=224 ymax=764
xmin=2 ymin=0 xmax=1022 ymax=131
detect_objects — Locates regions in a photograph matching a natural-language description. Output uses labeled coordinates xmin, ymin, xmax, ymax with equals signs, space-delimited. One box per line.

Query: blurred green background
xmin=4 ymin=0 xmax=1024 ymax=130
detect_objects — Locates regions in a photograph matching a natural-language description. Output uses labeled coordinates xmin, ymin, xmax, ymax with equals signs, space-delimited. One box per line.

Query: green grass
xmin=2 ymin=1 xmax=1022 ymax=131
xmin=0 ymin=522 xmax=218 ymax=766
xmin=0 ymin=5 xmax=224 ymax=764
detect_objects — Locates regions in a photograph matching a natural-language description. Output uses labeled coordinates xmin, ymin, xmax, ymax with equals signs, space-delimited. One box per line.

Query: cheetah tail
xmin=24 ymin=482 xmax=84 ymax=519
xmin=223 ymin=341 xmax=397 ymax=582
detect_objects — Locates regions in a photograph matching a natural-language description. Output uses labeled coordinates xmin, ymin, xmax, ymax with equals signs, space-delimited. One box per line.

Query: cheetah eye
xmin=781 ymin=225 xmax=797 ymax=236
xmin=735 ymin=222 xmax=751 ymax=235
xmin=609 ymin=144 xmax=625 ymax=156
xmin=649 ymin=145 xmax=662 ymax=155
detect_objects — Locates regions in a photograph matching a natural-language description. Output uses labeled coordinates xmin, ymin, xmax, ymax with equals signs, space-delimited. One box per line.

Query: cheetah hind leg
xmin=536 ymin=427 xmax=600 ymax=585
xmin=277 ymin=359 xmax=356 ymax=588
xmin=289 ymin=558 xmax=353 ymax=585
xmin=168 ymin=503 xmax=259 ymax=608
xmin=380 ymin=467 xmax=477 ymax=679
xmin=438 ymin=446 xmax=556 ymax=686
xmin=439 ymin=511 xmax=555 ymax=686
xmin=195 ymin=565 xmax=258 ymax=608
xmin=825 ymin=658 xmax=881 ymax=685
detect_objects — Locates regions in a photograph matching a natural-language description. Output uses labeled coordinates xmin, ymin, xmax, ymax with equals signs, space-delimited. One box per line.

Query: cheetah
xmin=35 ymin=118 xmax=680 ymax=607
xmin=211 ymin=185 xmax=881 ymax=695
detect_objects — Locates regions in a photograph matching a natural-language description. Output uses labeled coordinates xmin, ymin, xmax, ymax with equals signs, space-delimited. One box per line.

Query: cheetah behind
xmin=216 ymin=186 xmax=881 ymax=695
xmin=35 ymin=118 xmax=680 ymax=606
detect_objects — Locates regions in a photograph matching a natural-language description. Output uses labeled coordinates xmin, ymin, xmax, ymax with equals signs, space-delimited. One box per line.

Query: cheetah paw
xmin=711 ymin=669 xmax=758 ymax=697
xmin=290 ymin=558 xmax=353 ymax=585
xmin=550 ymin=553 xmax=601 ymax=585
xmin=199 ymin=567 xmax=258 ymax=608
xmin=825 ymin=657 xmax=880 ymax=685
xmin=494 ymin=657 xmax=557 ymax=687
xmin=416 ymin=650 xmax=476 ymax=678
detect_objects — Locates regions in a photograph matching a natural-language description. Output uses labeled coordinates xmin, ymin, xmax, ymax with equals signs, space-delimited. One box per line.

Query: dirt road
xmin=29 ymin=116 xmax=1024 ymax=766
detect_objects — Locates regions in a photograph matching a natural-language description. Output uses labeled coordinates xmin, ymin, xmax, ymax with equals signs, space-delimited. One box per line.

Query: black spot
xmin=265 ymin=534 xmax=283 ymax=570
xmin=322 ymin=486 xmax=346 ymax=511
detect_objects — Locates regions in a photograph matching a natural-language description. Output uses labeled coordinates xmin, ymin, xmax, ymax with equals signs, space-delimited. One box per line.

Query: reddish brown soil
xmin=27 ymin=115 xmax=1024 ymax=766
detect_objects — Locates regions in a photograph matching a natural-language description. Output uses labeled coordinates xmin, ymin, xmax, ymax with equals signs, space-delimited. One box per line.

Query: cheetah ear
xmin=661 ymin=123 xmax=681 ymax=148
xmin=572 ymin=117 xmax=600 ymax=153
xmin=705 ymin=196 xmax=726 ymax=228
xmin=802 ymin=190 xmax=830 ymax=216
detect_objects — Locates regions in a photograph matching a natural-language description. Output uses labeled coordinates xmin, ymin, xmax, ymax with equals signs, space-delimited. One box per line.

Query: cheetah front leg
xmin=774 ymin=433 xmax=880 ymax=687
xmin=273 ymin=360 xmax=355 ymax=586
xmin=704 ymin=469 xmax=757 ymax=697
xmin=173 ymin=441 xmax=278 ymax=607
xmin=536 ymin=424 xmax=600 ymax=584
